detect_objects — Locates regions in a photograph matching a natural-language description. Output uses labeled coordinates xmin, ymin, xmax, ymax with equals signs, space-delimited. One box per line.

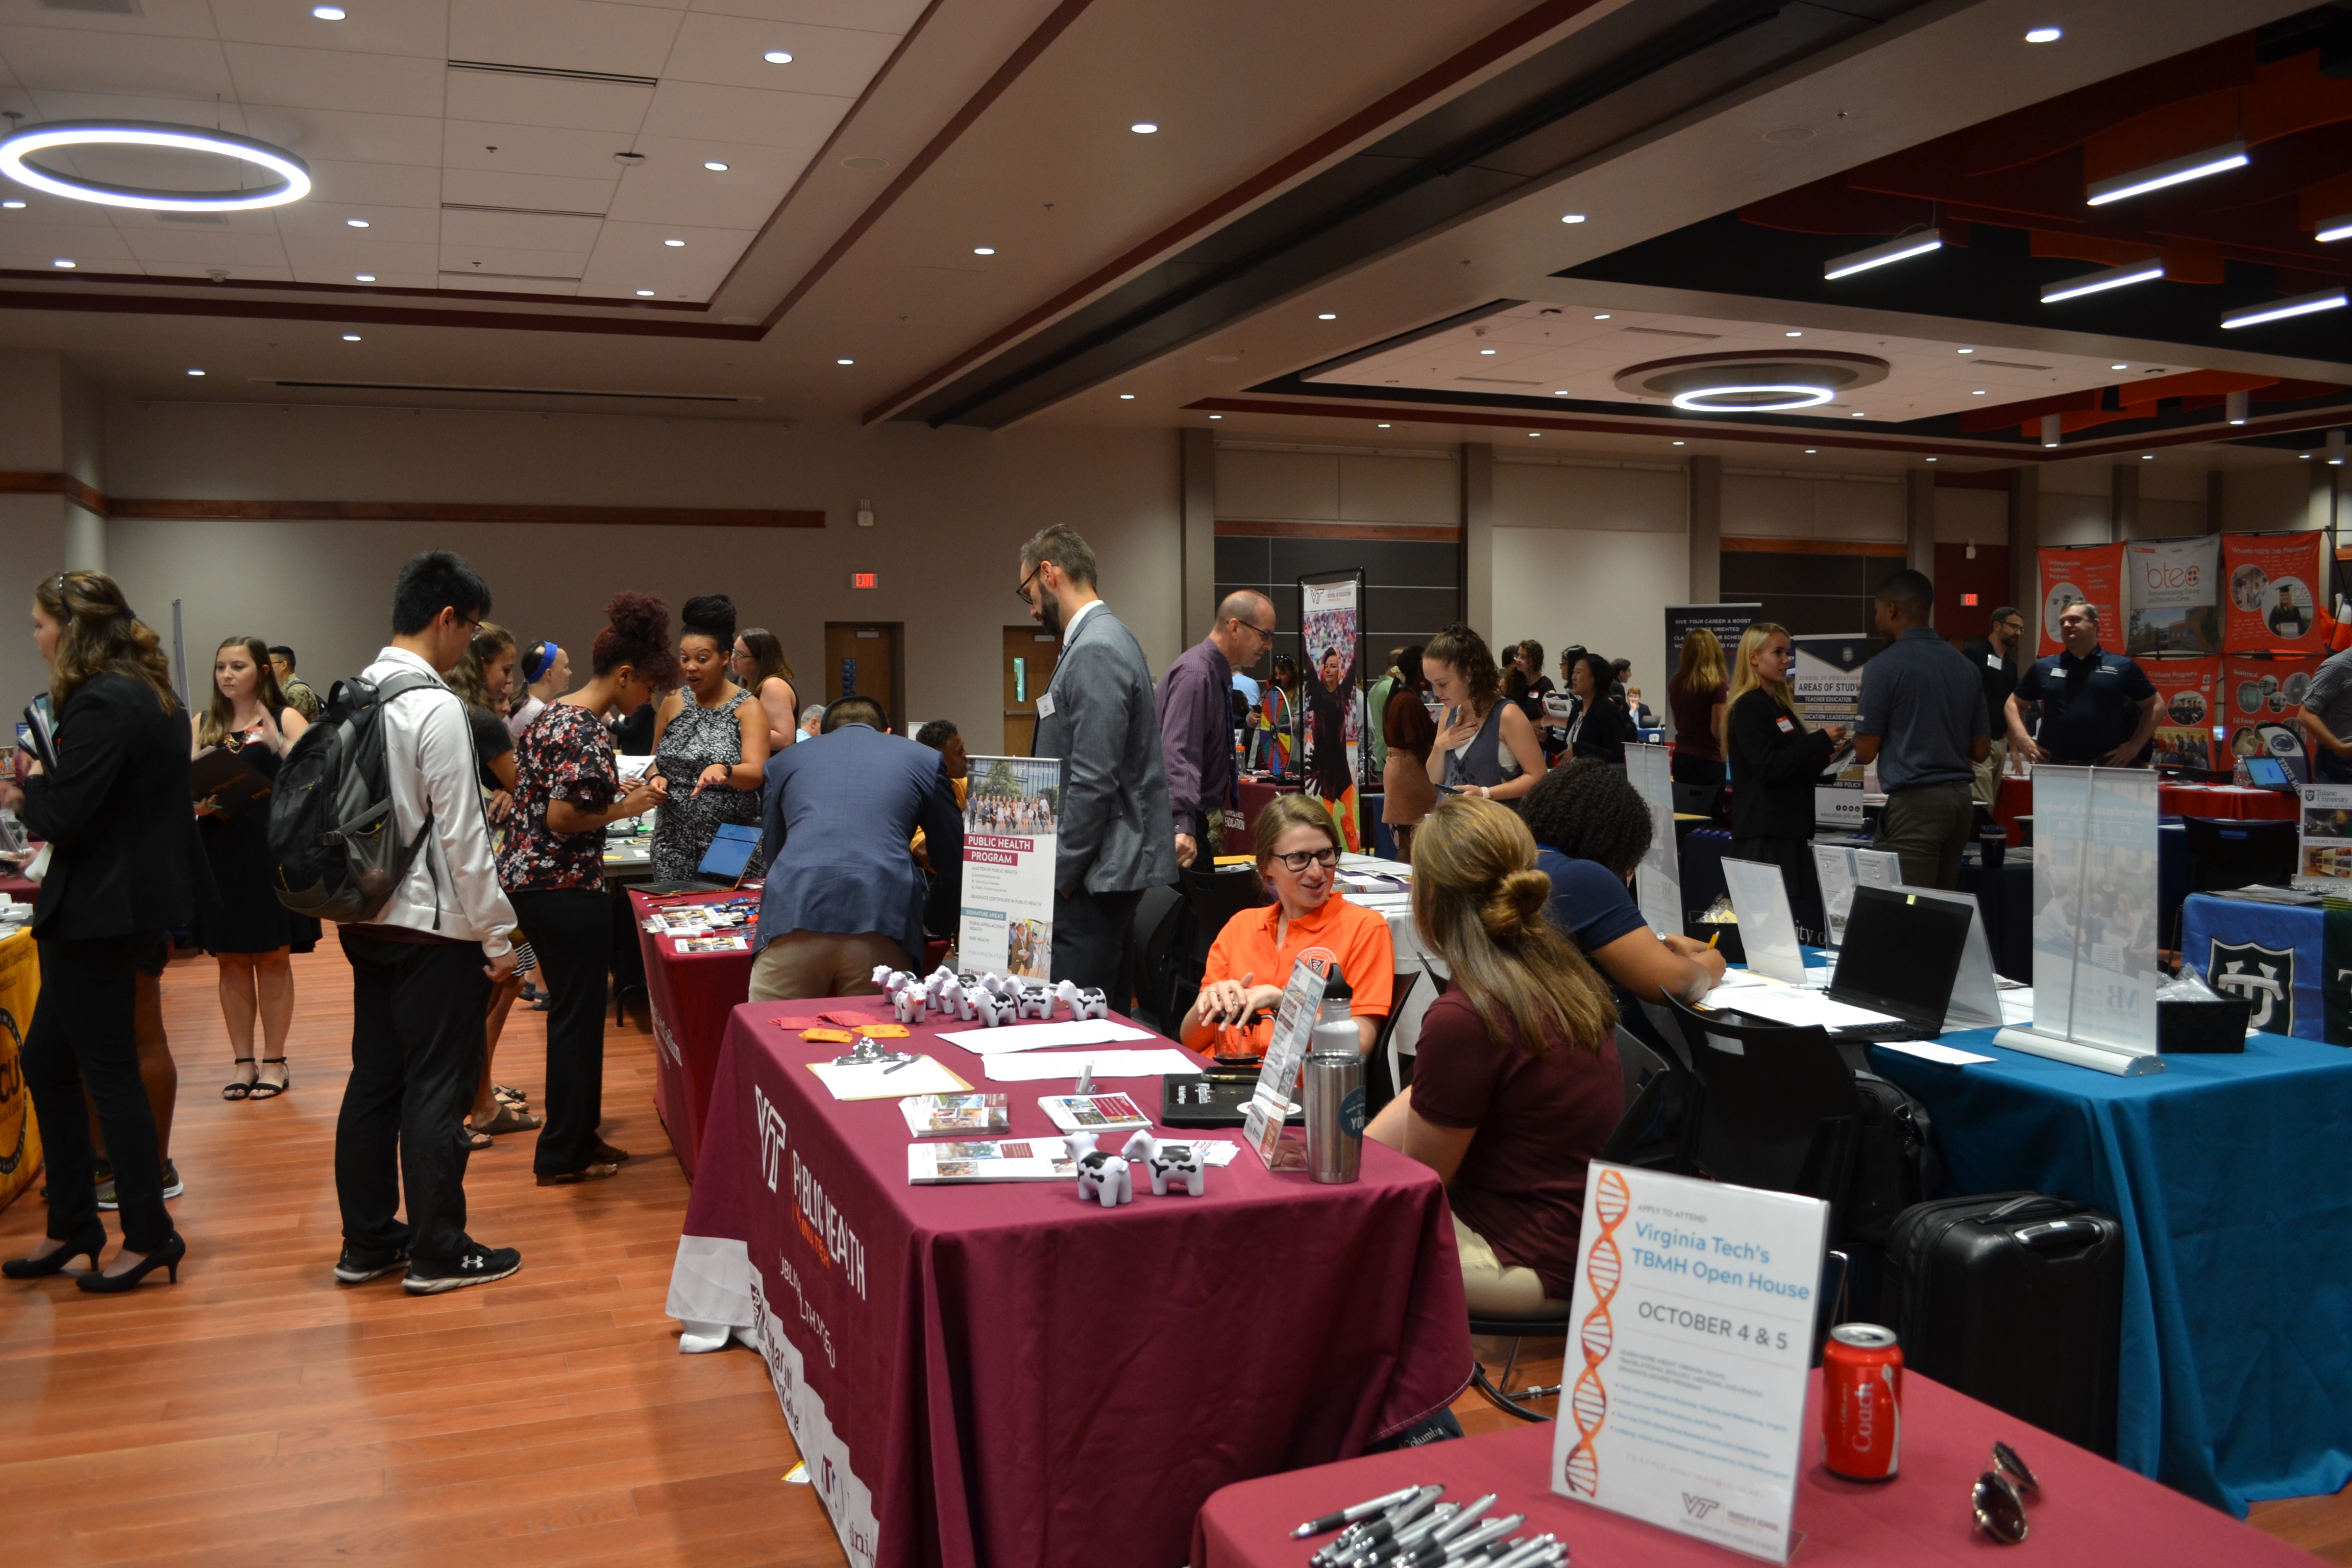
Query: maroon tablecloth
xmin=630 ymin=887 xmax=755 ymax=1181
xmin=1237 ymin=778 xmax=1302 ymax=838
xmin=666 ymin=994 xmax=1473 ymax=1568
xmin=1194 ymin=1369 xmax=2324 ymax=1568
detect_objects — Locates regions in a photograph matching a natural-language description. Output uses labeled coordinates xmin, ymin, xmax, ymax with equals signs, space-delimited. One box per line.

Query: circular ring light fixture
xmin=0 ymin=120 xmax=311 ymax=212
xmin=1614 ymin=350 xmax=1889 ymax=416
xmin=1670 ymin=384 xmax=1835 ymax=412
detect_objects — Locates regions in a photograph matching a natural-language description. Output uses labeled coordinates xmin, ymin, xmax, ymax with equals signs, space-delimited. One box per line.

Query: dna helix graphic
xmin=1562 ymin=1166 xmax=1631 ymax=1497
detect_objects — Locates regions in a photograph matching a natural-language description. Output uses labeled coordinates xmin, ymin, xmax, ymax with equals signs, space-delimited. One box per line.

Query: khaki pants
xmin=1455 ymin=1214 xmax=1569 ymax=1316
xmin=748 ymin=930 xmax=916 ymax=1002
xmin=1972 ymin=739 xmax=2010 ymax=808
xmin=1876 ymin=780 xmax=1977 ymax=891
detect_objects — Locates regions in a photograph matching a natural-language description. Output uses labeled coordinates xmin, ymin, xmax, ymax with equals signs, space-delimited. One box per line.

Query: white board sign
xmin=1723 ymin=856 xmax=1805 ymax=983
xmin=1624 ymin=742 xmax=1681 ymax=937
xmin=1552 ymin=1163 xmax=1828 ymax=1563
xmin=957 ymin=756 xmax=1062 ymax=979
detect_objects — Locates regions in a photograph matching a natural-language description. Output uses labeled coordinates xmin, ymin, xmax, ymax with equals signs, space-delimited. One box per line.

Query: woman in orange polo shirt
xmin=1181 ymin=793 xmax=1394 ymax=1060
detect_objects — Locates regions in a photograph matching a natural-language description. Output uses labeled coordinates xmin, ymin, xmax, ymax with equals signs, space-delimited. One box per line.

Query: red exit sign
xmin=850 ymin=571 xmax=877 ymax=589
xmin=1962 ymin=593 xmax=1978 ymax=606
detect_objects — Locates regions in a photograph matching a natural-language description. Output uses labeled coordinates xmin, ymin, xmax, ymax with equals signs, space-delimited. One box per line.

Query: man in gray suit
xmin=748 ymin=696 xmax=964 ymax=1001
xmin=1018 ymin=525 xmax=1178 ymax=997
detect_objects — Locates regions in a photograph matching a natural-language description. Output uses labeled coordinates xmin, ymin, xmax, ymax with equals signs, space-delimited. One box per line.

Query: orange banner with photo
xmin=2221 ymin=654 xmax=2322 ymax=769
xmin=2036 ymin=543 xmax=2124 ymax=657
xmin=0 ymin=928 xmax=42 ymax=1216
xmin=2223 ymin=531 xmax=2327 ymax=655
xmin=2145 ymin=657 xmax=2220 ymax=772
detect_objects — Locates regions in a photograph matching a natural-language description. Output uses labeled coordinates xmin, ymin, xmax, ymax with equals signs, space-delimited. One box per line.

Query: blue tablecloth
xmin=1870 ymin=1027 xmax=2352 ymax=1516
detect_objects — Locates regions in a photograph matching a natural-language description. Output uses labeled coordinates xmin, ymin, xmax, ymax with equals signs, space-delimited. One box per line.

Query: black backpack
xmin=1843 ymin=1071 xmax=1943 ymax=1246
xmin=267 ymin=670 xmax=442 ymax=924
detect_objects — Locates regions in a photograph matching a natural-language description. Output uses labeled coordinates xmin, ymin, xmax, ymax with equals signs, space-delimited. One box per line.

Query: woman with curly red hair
xmin=498 ymin=594 xmax=675 ymax=1186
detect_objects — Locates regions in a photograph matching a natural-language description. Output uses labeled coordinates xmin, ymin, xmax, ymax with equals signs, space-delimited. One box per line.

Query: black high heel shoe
xmin=76 ymin=1232 xmax=185 ymax=1293
xmin=4 ymin=1223 xmax=107 ymax=1279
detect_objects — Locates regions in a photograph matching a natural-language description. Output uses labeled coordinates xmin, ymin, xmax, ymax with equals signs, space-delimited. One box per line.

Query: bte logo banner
xmin=2208 ymin=940 xmax=2293 ymax=1033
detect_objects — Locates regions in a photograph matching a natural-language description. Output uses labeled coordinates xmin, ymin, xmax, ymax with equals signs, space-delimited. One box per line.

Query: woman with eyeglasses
xmin=1180 ymin=793 xmax=1393 ymax=1062
xmin=1725 ymin=622 xmax=1848 ymax=942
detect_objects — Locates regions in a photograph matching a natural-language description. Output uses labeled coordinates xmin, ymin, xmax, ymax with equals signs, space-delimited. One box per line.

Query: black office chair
xmin=1180 ymin=863 xmax=1270 ymax=941
xmin=2180 ymin=816 xmax=2298 ymax=894
xmin=1364 ymin=971 xmax=1418 ymax=1119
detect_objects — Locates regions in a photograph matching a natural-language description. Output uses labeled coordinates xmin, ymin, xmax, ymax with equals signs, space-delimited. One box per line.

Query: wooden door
xmin=824 ymin=622 xmax=904 ymax=732
xmin=1002 ymin=625 xmax=1060 ymax=754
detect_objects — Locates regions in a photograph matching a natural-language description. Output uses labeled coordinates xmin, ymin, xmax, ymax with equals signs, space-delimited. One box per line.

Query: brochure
xmin=906 ymin=1139 xmax=1077 ymax=1184
xmin=1037 ymin=1092 xmax=1150 ymax=1133
xmin=673 ymin=934 xmax=749 ymax=954
xmin=898 ymin=1093 xmax=1011 ymax=1137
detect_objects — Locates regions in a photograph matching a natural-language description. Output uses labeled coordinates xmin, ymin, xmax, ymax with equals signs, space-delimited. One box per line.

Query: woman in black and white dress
xmin=649 ymin=594 xmax=769 ymax=880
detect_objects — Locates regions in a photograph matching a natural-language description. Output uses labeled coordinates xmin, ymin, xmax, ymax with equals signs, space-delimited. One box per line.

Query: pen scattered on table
xmin=1292 ymin=1482 xmax=1427 ymax=1538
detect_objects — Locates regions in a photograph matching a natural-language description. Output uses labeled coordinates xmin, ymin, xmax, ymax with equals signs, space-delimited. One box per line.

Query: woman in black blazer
xmin=1723 ymin=623 xmax=1848 ymax=944
xmin=1 ymin=572 xmax=197 ymax=1291
xmin=1564 ymin=652 xmax=1632 ymax=766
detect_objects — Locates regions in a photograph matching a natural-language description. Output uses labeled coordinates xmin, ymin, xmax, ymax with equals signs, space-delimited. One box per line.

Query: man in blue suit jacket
xmin=748 ymin=696 xmax=964 ymax=1001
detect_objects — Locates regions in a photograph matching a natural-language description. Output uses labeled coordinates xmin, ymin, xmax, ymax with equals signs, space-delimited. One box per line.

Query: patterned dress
xmin=650 ymin=687 xmax=761 ymax=880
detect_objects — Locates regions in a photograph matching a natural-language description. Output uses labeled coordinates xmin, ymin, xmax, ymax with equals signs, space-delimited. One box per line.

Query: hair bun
xmin=1482 ymin=867 xmax=1552 ymax=940
xmin=681 ymin=593 xmax=737 ymax=642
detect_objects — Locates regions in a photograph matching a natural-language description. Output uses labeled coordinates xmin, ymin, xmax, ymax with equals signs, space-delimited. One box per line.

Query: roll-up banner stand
xmin=958 ymin=756 xmax=1063 ymax=979
xmin=2125 ymin=535 xmax=2221 ymax=654
xmin=2037 ymin=543 xmax=2125 ymax=658
xmin=1791 ymin=634 xmax=1871 ymax=829
xmin=1296 ymin=570 xmax=1367 ymax=853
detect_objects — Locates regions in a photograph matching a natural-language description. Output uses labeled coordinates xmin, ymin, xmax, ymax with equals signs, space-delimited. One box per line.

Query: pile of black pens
xmin=1291 ymin=1483 xmax=1565 ymax=1567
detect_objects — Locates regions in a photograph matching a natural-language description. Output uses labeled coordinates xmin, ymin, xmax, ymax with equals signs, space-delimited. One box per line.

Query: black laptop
xmin=1814 ymin=885 xmax=1974 ymax=1040
xmin=642 ymin=821 xmax=763 ymax=897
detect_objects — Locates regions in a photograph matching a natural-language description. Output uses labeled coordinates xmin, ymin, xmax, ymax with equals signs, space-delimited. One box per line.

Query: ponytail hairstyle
xmin=1424 ymin=623 xmax=1502 ymax=713
xmin=1409 ymin=796 xmax=1615 ymax=1056
xmin=521 ymin=639 xmax=562 ymax=685
xmin=679 ymin=593 xmax=738 ymax=652
xmin=736 ymin=626 xmax=795 ymax=689
xmin=448 ymin=620 xmax=517 ymax=715
xmin=198 ymin=635 xmax=289 ymax=747
xmin=37 ymin=571 xmax=177 ymax=714
xmin=592 ymin=592 xmax=681 ymax=690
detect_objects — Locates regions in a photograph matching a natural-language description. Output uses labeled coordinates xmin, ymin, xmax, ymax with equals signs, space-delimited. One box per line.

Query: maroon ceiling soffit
xmin=1185 ymin=395 xmax=2352 ymax=462
xmin=863 ymin=0 xmax=1615 ymax=425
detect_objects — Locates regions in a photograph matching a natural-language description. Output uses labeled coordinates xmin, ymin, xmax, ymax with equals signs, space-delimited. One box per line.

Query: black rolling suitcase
xmin=1882 ymin=1192 xmax=2124 ymax=1456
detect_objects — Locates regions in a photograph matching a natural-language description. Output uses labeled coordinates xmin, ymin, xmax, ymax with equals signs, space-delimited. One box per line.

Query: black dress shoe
xmin=590 ymin=1140 xmax=631 ymax=1164
xmin=3 ymin=1223 xmax=106 ymax=1279
xmin=77 ymin=1232 xmax=185 ymax=1293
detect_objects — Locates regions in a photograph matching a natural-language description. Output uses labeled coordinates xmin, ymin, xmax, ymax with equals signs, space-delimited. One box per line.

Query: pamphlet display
xmin=2036 ymin=543 xmax=2125 ymax=658
xmin=1551 ymin=1162 xmax=1829 ymax=1564
xmin=958 ymin=755 xmax=1062 ymax=979
xmin=1241 ymin=961 xmax=1327 ymax=1167
xmin=2001 ymin=766 xmax=2164 ymax=1074
xmin=1663 ymin=605 xmax=1762 ymax=740
xmin=2146 ymin=657 xmax=2220 ymax=771
xmin=2222 ymin=529 xmax=2326 ymax=656
xmin=1723 ymin=856 xmax=1805 ymax=981
xmin=898 ymin=1093 xmax=1009 ymax=1136
xmin=2297 ymin=783 xmax=2352 ymax=891
xmin=1623 ymin=743 xmax=1680 ymax=937
xmin=1791 ymin=634 xmax=1869 ymax=828
xmin=2125 ymin=535 xmax=2222 ymax=654
xmin=1808 ymin=844 xmax=1899 ymax=947
xmin=1297 ymin=571 xmax=1368 ymax=852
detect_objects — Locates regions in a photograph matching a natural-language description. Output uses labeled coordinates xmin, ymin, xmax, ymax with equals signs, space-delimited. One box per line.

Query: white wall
xmin=99 ymin=402 xmax=1181 ymax=747
xmin=1491 ymin=456 xmax=1687 ymax=686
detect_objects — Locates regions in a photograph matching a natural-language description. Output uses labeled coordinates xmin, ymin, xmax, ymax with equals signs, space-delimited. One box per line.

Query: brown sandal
xmin=475 ymin=1104 xmax=543 ymax=1136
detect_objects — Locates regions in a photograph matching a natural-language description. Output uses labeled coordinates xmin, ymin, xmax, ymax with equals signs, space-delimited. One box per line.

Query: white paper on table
xmin=804 ymin=1055 xmax=972 ymax=1100
xmin=1704 ymin=985 xmax=1898 ymax=1030
xmin=1873 ymin=1040 xmax=1997 ymax=1066
xmin=936 ymin=1019 xmax=1156 ymax=1054
xmin=981 ymin=1048 xmax=1201 ymax=1082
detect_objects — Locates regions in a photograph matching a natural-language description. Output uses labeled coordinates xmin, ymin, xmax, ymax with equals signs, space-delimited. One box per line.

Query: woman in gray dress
xmin=649 ymin=594 xmax=771 ymax=879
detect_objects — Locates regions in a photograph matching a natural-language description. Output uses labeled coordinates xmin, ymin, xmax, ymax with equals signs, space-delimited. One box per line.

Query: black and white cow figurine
xmin=1125 ymin=1131 xmax=1208 ymax=1197
xmin=1062 ymin=1131 xmax=1132 ymax=1208
xmin=1015 ymin=981 xmax=1057 ymax=1021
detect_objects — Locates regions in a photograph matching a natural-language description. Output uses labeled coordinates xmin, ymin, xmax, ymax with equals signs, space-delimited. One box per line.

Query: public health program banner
xmin=2125 ymin=536 xmax=2221 ymax=654
xmin=2222 ymin=655 xmax=2320 ymax=772
xmin=1297 ymin=572 xmax=1365 ymax=853
xmin=958 ymin=756 xmax=1061 ymax=979
xmin=0 ymin=929 xmax=41 ymax=1217
xmin=2224 ymin=530 xmax=2326 ymax=655
xmin=2037 ymin=543 xmax=2125 ymax=657
xmin=2145 ymin=657 xmax=2219 ymax=771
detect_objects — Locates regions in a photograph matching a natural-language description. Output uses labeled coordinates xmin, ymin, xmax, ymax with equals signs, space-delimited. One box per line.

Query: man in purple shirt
xmin=1158 ymin=591 xmax=1277 ymax=869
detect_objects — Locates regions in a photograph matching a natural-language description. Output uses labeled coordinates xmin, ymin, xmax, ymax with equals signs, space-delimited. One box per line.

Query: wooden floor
xmin=2 ymin=945 xmax=2341 ymax=1564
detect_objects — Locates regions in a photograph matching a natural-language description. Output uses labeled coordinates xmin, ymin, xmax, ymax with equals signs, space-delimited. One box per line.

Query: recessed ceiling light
xmin=1377 ymin=423 xmax=1391 ymax=429
xmin=1785 ymin=330 xmax=1802 ymax=337
xmin=1479 ymin=348 xmax=1498 ymax=355
xmin=836 ymin=357 xmax=854 ymax=365
xmin=340 ymin=333 xmax=360 ymax=341
xmin=1671 ymin=439 xmax=1686 ymax=446
xmin=1118 ymin=393 xmax=1136 ymax=400
xmin=354 ymin=272 xmax=375 ymax=282
xmin=2024 ymin=27 xmax=2062 ymax=43
xmin=52 ymin=258 xmax=73 ymax=268
xmin=1823 ymin=230 xmax=1944 ymax=279
xmin=703 ymin=161 xmax=729 ymax=172
xmin=2141 ymin=453 xmax=2154 ymax=460
xmin=1851 ymin=411 xmax=1867 ymax=418
xmin=1592 ymin=313 xmax=1611 ymax=321
xmin=2222 ymin=288 xmax=2349 ymax=329
xmin=2111 ymin=362 xmax=2128 ymax=370
xmin=1554 ymin=390 xmax=1569 ymax=396
xmin=1 ymin=200 xmax=22 ymax=209
xmin=764 ymin=50 xmax=793 ymax=64
xmin=663 ymin=237 xmax=684 ymax=247
xmin=1209 ymin=414 xmax=1221 ymax=420
xmin=1925 ymin=456 xmax=1939 ymax=462
xmin=1316 ymin=312 xmax=1336 ymax=320
xmin=2 ymin=123 xmax=311 ymax=212
xmin=2087 ymin=142 xmax=2247 ymax=207
xmin=1805 ymin=448 xmax=1818 ymax=454
xmin=1528 ymin=432 xmax=1541 ymax=438
xmin=974 ymin=246 xmax=995 ymax=256
xmin=1956 ymin=347 xmax=1974 ymax=354
xmin=1972 ymin=389 xmax=1987 ymax=395
xmin=1131 ymin=122 xmax=1159 ymax=134
xmin=186 ymin=368 xmax=204 ymax=376
xmin=312 ymin=4 xmax=346 ymax=17
xmin=345 ymin=217 xmax=369 ymax=228
xmin=1560 ymin=213 xmax=1586 ymax=224
xmin=636 ymin=288 xmax=655 ymax=296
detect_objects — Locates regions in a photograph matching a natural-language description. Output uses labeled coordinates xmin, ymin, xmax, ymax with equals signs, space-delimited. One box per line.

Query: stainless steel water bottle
xmin=1304 ymin=979 xmax=1364 ymax=1184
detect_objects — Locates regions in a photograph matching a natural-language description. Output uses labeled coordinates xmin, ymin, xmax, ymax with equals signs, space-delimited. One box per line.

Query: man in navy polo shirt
xmin=1855 ymin=569 xmax=1989 ymax=889
xmin=2006 ymin=600 xmax=2160 ymax=767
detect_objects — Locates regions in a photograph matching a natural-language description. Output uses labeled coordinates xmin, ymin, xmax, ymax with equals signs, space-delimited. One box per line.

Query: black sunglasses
xmin=1971 ymin=1441 xmax=2041 ymax=1545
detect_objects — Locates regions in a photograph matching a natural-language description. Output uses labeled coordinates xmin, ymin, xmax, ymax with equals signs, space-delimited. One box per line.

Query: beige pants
xmin=1972 ymin=738 xmax=2009 ymax=808
xmin=748 ymin=930 xmax=916 ymax=1002
xmin=1455 ymin=1214 xmax=1569 ymax=1316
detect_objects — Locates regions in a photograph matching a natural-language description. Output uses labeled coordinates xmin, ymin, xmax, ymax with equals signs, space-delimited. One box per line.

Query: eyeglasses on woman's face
xmin=1271 ymin=847 xmax=1340 ymax=873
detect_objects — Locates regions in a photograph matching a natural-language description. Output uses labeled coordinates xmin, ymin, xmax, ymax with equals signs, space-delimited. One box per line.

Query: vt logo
xmin=755 ymin=1086 xmax=789 ymax=1193
xmin=2209 ymin=940 xmax=2294 ymax=1033
xmin=1682 ymin=1494 xmax=1721 ymax=1520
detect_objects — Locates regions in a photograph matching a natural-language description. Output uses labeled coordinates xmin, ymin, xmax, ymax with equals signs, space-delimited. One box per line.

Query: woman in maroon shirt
xmin=1667 ymin=627 xmax=1729 ymax=788
xmin=1365 ymin=796 xmax=1623 ymax=1313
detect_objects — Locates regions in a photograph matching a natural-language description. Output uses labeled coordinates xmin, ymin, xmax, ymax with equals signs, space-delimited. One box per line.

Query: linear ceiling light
xmin=2222 ymin=288 xmax=2349 ymax=329
xmin=2086 ymin=141 xmax=2246 ymax=206
xmin=2317 ymin=213 xmax=2352 ymax=243
xmin=2227 ymin=389 xmax=2249 ymax=425
xmin=0 ymin=120 xmax=311 ymax=211
xmin=1670 ymin=384 xmax=1835 ymax=412
xmin=1823 ymin=229 xmax=1942 ymax=280
xmin=2040 ymin=257 xmax=2164 ymax=303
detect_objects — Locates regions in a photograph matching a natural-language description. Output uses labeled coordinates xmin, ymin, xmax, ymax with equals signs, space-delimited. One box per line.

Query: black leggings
xmin=23 ymin=934 xmax=172 ymax=1252
xmin=512 ymin=889 xmax=612 ymax=1174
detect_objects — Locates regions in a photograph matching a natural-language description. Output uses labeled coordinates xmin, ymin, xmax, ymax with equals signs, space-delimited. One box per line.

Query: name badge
xmin=1035 ymin=692 xmax=1056 ymax=720
xmin=1987 ymin=653 xmax=2003 ymax=669
xmin=1776 ymin=716 xmax=1796 ymax=733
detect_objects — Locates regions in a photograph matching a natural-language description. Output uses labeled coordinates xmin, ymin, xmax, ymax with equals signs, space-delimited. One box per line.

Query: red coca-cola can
xmin=1822 ymin=1323 xmax=1903 ymax=1480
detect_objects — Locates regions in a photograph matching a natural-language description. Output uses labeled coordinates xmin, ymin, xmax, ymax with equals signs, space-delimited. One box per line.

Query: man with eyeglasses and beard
xmin=1158 ymin=590 xmax=1276 ymax=869
xmin=1015 ymin=526 xmax=1176 ymax=1001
